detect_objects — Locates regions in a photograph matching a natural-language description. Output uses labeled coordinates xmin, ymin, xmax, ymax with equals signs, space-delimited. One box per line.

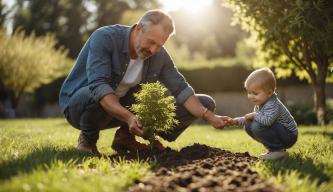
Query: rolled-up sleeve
xmin=159 ymin=48 xmax=194 ymax=104
xmin=86 ymin=29 xmax=115 ymax=101
xmin=238 ymin=117 xmax=246 ymax=126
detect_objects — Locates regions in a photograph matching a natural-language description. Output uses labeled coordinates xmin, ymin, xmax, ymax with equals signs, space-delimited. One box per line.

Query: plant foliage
xmin=131 ymin=82 xmax=179 ymax=140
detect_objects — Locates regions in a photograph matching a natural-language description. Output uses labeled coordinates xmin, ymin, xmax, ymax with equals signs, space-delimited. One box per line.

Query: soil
xmin=108 ymin=143 xmax=284 ymax=192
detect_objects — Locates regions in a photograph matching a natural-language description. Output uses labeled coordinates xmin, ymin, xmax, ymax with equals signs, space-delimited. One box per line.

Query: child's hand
xmin=244 ymin=112 xmax=256 ymax=123
xmin=230 ymin=118 xmax=240 ymax=126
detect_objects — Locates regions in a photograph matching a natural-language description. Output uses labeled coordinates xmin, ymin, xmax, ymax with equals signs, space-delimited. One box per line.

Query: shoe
xmin=77 ymin=132 xmax=101 ymax=156
xmin=111 ymin=128 xmax=150 ymax=153
xmin=259 ymin=150 xmax=288 ymax=160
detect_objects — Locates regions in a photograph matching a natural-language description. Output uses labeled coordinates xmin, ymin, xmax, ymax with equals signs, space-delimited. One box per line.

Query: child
xmin=231 ymin=68 xmax=298 ymax=160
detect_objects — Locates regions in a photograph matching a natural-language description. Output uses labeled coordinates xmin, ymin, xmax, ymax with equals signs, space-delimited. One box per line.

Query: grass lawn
xmin=0 ymin=118 xmax=332 ymax=192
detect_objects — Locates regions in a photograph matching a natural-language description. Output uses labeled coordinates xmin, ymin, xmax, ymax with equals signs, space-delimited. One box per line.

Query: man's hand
xmin=100 ymin=94 xmax=145 ymax=137
xmin=244 ymin=112 xmax=256 ymax=124
xmin=127 ymin=116 xmax=144 ymax=137
xmin=203 ymin=110 xmax=232 ymax=129
xmin=220 ymin=116 xmax=234 ymax=127
xmin=100 ymin=94 xmax=146 ymax=137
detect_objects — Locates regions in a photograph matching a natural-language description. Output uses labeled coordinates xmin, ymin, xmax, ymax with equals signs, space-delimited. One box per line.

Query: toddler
xmin=232 ymin=68 xmax=298 ymax=160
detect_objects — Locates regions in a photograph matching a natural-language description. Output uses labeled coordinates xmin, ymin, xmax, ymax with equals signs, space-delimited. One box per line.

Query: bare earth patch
xmin=109 ymin=144 xmax=284 ymax=192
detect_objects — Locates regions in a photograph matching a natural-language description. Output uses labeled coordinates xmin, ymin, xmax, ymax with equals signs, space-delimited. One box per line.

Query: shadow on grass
xmin=262 ymin=154 xmax=330 ymax=184
xmin=0 ymin=147 xmax=95 ymax=181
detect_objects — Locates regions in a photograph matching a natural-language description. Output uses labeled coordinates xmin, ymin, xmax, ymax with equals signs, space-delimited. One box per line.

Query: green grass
xmin=0 ymin=119 xmax=332 ymax=192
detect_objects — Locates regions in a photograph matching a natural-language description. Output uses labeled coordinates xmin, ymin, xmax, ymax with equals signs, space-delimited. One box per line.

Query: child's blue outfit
xmin=239 ymin=93 xmax=298 ymax=151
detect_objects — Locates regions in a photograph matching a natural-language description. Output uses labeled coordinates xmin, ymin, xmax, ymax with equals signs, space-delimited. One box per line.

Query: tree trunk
xmin=312 ymin=78 xmax=326 ymax=125
xmin=9 ymin=91 xmax=20 ymax=118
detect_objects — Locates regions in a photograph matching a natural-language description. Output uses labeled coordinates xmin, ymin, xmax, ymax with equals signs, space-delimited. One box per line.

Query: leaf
xmin=130 ymin=82 xmax=178 ymax=141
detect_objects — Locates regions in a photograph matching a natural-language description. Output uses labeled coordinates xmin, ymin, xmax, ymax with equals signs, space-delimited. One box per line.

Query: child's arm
xmin=244 ymin=112 xmax=256 ymax=123
xmin=232 ymin=112 xmax=256 ymax=126
xmin=231 ymin=117 xmax=246 ymax=126
xmin=254 ymin=99 xmax=280 ymax=126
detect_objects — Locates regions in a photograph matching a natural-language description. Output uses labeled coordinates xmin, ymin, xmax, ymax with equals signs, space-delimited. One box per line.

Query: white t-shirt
xmin=115 ymin=59 xmax=144 ymax=97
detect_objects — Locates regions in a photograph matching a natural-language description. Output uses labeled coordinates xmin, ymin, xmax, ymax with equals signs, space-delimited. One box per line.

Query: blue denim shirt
xmin=59 ymin=24 xmax=194 ymax=113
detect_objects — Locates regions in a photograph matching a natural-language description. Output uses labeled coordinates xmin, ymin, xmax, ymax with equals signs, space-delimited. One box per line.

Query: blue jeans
xmin=245 ymin=121 xmax=298 ymax=151
xmin=64 ymin=86 xmax=216 ymax=144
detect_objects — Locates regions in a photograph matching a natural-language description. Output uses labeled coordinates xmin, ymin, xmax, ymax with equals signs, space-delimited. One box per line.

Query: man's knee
xmin=159 ymin=94 xmax=215 ymax=142
xmin=197 ymin=94 xmax=216 ymax=111
xmin=67 ymin=87 xmax=111 ymax=130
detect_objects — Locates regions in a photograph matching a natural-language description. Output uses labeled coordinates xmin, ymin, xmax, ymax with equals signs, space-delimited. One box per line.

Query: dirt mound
xmin=109 ymin=144 xmax=284 ymax=192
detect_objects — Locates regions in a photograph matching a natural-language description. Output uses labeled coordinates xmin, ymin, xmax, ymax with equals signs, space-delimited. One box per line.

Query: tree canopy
xmin=226 ymin=0 xmax=333 ymax=124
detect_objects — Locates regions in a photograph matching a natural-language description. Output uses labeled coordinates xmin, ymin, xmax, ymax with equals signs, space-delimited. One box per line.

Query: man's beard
xmin=135 ymin=46 xmax=152 ymax=60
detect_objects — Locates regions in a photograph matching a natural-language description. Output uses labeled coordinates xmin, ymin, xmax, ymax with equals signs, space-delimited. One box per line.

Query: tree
xmin=12 ymin=0 xmax=160 ymax=58
xmin=93 ymin=0 xmax=159 ymax=27
xmin=0 ymin=0 xmax=8 ymax=26
xmin=226 ymin=0 xmax=333 ymax=125
xmin=131 ymin=82 xmax=179 ymax=141
xmin=0 ymin=29 xmax=72 ymax=115
xmin=13 ymin=0 xmax=90 ymax=58
xmin=93 ymin=0 xmax=129 ymax=27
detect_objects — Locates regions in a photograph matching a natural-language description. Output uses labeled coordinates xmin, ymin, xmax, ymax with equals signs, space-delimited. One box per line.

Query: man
xmin=59 ymin=9 xmax=230 ymax=155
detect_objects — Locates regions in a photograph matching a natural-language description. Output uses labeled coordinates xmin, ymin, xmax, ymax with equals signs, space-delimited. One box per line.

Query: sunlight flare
xmin=160 ymin=0 xmax=213 ymax=13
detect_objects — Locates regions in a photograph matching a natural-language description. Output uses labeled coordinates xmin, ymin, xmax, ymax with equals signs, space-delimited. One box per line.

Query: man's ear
xmin=135 ymin=23 xmax=143 ymax=32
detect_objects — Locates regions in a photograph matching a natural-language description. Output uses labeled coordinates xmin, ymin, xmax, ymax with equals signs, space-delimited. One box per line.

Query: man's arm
xmin=158 ymin=48 xmax=195 ymax=104
xmin=99 ymin=94 xmax=144 ymax=137
xmin=183 ymin=95 xmax=231 ymax=129
xmin=86 ymin=29 xmax=143 ymax=137
xmin=86 ymin=29 xmax=117 ymax=102
xmin=158 ymin=49 xmax=230 ymax=128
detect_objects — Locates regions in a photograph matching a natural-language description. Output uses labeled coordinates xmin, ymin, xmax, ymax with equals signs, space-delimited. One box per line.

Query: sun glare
xmin=160 ymin=0 xmax=213 ymax=13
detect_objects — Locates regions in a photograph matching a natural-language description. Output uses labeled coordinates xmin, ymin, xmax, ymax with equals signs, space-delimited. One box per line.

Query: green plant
xmin=288 ymin=101 xmax=333 ymax=125
xmin=0 ymin=29 xmax=72 ymax=112
xmin=288 ymin=102 xmax=317 ymax=125
xmin=130 ymin=82 xmax=179 ymax=141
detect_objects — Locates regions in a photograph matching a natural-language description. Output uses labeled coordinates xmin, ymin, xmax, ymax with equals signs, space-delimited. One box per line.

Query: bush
xmin=288 ymin=101 xmax=333 ymax=125
xmin=0 ymin=29 xmax=72 ymax=109
xmin=130 ymin=82 xmax=179 ymax=141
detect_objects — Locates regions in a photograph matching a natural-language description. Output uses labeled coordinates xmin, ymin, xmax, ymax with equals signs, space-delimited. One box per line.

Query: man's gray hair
xmin=138 ymin=9 xmax=176 ymax=36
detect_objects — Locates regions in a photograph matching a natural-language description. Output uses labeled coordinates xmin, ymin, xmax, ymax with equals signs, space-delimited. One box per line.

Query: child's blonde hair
xmin=244 ymin=68 xmax=276 ymax=92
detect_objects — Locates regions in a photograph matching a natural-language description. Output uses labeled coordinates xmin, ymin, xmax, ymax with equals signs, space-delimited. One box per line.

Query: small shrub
xmin=288 ymin=102 xmax=317 ymax=125
xmin=288 ymin=101 xmax=333 ymax=125
xmin=130 ymin=82 xmax=179 ymax=141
